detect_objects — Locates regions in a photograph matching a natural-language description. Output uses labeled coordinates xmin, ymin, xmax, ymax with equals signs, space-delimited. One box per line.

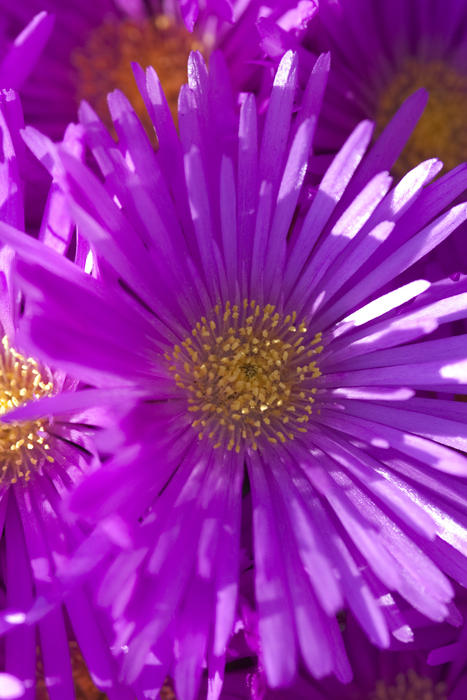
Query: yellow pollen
xmin=168 ymin=301 xmax=322 ymax=453
xmin=369 ymin=669 xmax=447 ymax=700
xmin=376 ymin=58 xmax=467 ymax=176
xmin=0 ymin=336 xmax=54 ymax=485
xmin=71 ymin=15 xmax=203 ymax=130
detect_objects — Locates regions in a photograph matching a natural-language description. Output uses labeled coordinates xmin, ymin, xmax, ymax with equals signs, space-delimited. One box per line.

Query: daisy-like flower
xmin=260 ymin=0 xmax=467 ymax=177
xmin=205 ymin=612 xmax=461 ymax=700
xmin=2 ymin=49 xmax=467 ymax=699
xmin=2 ymin=0 xmax=314 ymax=143
xmin=259 ymin=0 xmax=467 ymax=282
xmin=0 ymin=91 xmax=134 ymax=700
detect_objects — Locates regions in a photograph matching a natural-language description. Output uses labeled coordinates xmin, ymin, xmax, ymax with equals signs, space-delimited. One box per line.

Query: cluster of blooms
xmin=0 ymin=1 xmax=465 ymax=699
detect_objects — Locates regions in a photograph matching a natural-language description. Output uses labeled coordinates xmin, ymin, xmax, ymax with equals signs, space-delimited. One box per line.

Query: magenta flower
xmin=259 ymin=0 xmax=467 ymax=281
xmin=261 ymin=0 xmax=467 ymax=172
xmin=0 ymin=91 xmax=134 ymax=700
xmin=2 ymin=49 xmax=467 ymax=699
xmin=1 ymin=0 xmax=310 ymax=143
xmin=204 ymin=612 xmax=460 ymax=699
xmin=3 ymin=1 xmax=312 ymax=231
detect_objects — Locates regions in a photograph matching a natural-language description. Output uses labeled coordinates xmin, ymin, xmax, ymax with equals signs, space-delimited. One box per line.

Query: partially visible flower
xmin=2 ymin=1 xmax=316 ymax=230
xmin=203 ymin=613 xmax=459 ymax=699
xmin=2 ymin=49 xmax=467 ymax=700
xmin=261 ymin=0 xmax=467 ymax=174
xmin=259 ymin=0 xmax=467 ymax=280
xmin=0 ymin=90 xmax=133 ymax=700
xmin=2 ymin=0 xmax=316 ymax=142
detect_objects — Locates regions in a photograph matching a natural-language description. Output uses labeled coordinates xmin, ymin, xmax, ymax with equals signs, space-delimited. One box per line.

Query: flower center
xmin=0 ymin=336 xmax=54 ymax=484
xmin=71 ymin=15 xmax=202 ymax=130
xmin=376 ymin=59 xmax=467 ymax=176
xmin=167 ymin=301 xmax=323 ymax=453
xmin=370 ymin=669 xmax=446 ymax=700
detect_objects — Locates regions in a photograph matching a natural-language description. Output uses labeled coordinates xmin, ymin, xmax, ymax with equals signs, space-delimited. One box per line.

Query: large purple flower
xmin=0 ymin=91 xmax=134 ymax=700
xmin=2 ymin=50 xmax=467 ymax=699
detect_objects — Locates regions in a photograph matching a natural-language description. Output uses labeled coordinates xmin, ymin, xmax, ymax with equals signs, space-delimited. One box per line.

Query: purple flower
xmin=2 ymin=49 xmax=467 ymax=699
xmin=202 ymin=611 xmax=460 ymax=699
xmin=3 ymin=1 xmax=311 ymax=231
xmin=0 ymin=91 xmax=133 ymax=700
xmin=261 ymin=0 xmax=467 ymax=173
xmin=259 ymin=0 xmax=467 ymax=281
xmin=2 ymin=0 xmax=310 ymax=143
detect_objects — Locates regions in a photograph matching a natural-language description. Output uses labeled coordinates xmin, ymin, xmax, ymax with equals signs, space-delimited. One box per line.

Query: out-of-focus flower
xmin=2 ymin=49 xmax=467 ymax=700
xmin=261 ymin=0 xmax=467 ymax=176
xmin=0 ymin=90 xmax=133 ymax=700
xmin=201 ymin=613 xmax=459 ymax=699
xmin=260 ymin=0 xmax=467 ymax=281
xmin=3 ymin=1 xmax=316 ymax=230
xmin=2 ymin=0 xmax=316 ymax=142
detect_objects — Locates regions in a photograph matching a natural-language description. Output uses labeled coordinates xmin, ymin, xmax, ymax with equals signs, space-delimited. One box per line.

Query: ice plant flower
xmin=0 ymin=91 xmax=134 ymax=700
xmin=2 ymin=49 xmax=467 ymax=699
xmin=1 ymin=0 xmax=314 ymax=142
xmin=205 ymin=614 xmax=461 ymax=699
xmin=260 ymin=0 xmax=467 ymax=281
xmin=261 ymin=0 xmax=467 ymax=175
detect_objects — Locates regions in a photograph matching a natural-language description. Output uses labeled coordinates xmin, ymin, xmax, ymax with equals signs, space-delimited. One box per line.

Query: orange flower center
xmin=72 ymin=15 xmax=203 ymax=131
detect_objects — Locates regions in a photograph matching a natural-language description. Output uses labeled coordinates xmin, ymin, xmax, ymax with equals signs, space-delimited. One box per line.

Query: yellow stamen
xmin=167 ymin=301 xmax=322 ymax=452
xmin=0 ymin=336 xmax=54 ymax=485
xmin=376 ymin=59 xmax=467 ymax=176
xmin=370 ymin=669 xmax=447 ymax=700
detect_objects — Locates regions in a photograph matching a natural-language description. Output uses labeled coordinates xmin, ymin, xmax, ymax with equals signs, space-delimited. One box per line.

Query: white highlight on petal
xmin=393 ymin=625 xmax=414 ymax=643
xmin=84 ymin=250 xmax=94 ymax=275
xmin=343 ymin=279 xmax=431 ymax=327
xmin=332 ymin=387 xmax=414 ymax=400
xmin=440 ymin=359 xmax=467 ymax=382
xmin=0 ymin=673 xmax=24 ymax=698
xmin=371 ymin=437 xmax=390 ymax=449
xmin=378 ymin=593 xmax=395 ymax=607
xmin=4 ymin=613 xmax=25 ymax=625
xmin=273 ymin=49 xmax=296 ymax=86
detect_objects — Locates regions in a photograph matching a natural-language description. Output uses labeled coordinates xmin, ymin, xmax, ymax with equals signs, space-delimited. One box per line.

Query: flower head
xmin=2 ymin=0 xmax=311 ymax=142
xmin=0 ymin=90 xmax=132 ymax=699
xmin=3 ymin=49 xmax=467 ymax=699
xmin=261 ymin=0 xmax=467 ymax=172
xmin=259 ymin=0 xmax=467 ymax=281
xmin=206 ymin=612 xmax=458 ymax=700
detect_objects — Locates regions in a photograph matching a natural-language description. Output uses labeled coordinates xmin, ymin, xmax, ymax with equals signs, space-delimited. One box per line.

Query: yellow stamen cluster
xmin=370 ymin=669 xmax=446 ymax=700
xmin=72 ymin=15 xmax=203 ymax=131
xmin=0 ymin=336 xmax=54 ymax=485
xmin=166 ymin=301 xmax=323 ymax=453
xmin=376 ymin=58 xmax=467 ymax=176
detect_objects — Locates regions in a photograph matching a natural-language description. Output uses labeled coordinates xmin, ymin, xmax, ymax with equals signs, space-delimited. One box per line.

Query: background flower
xmin=259 ymin=0 xmax=467 ymax=281
xmin=1 ymin=0 xmax=315 ymax=141
xmin=0 ymin=90 xmax=133 ymax=700
xmin=260 ymin=0 xmax=467 ymax=172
